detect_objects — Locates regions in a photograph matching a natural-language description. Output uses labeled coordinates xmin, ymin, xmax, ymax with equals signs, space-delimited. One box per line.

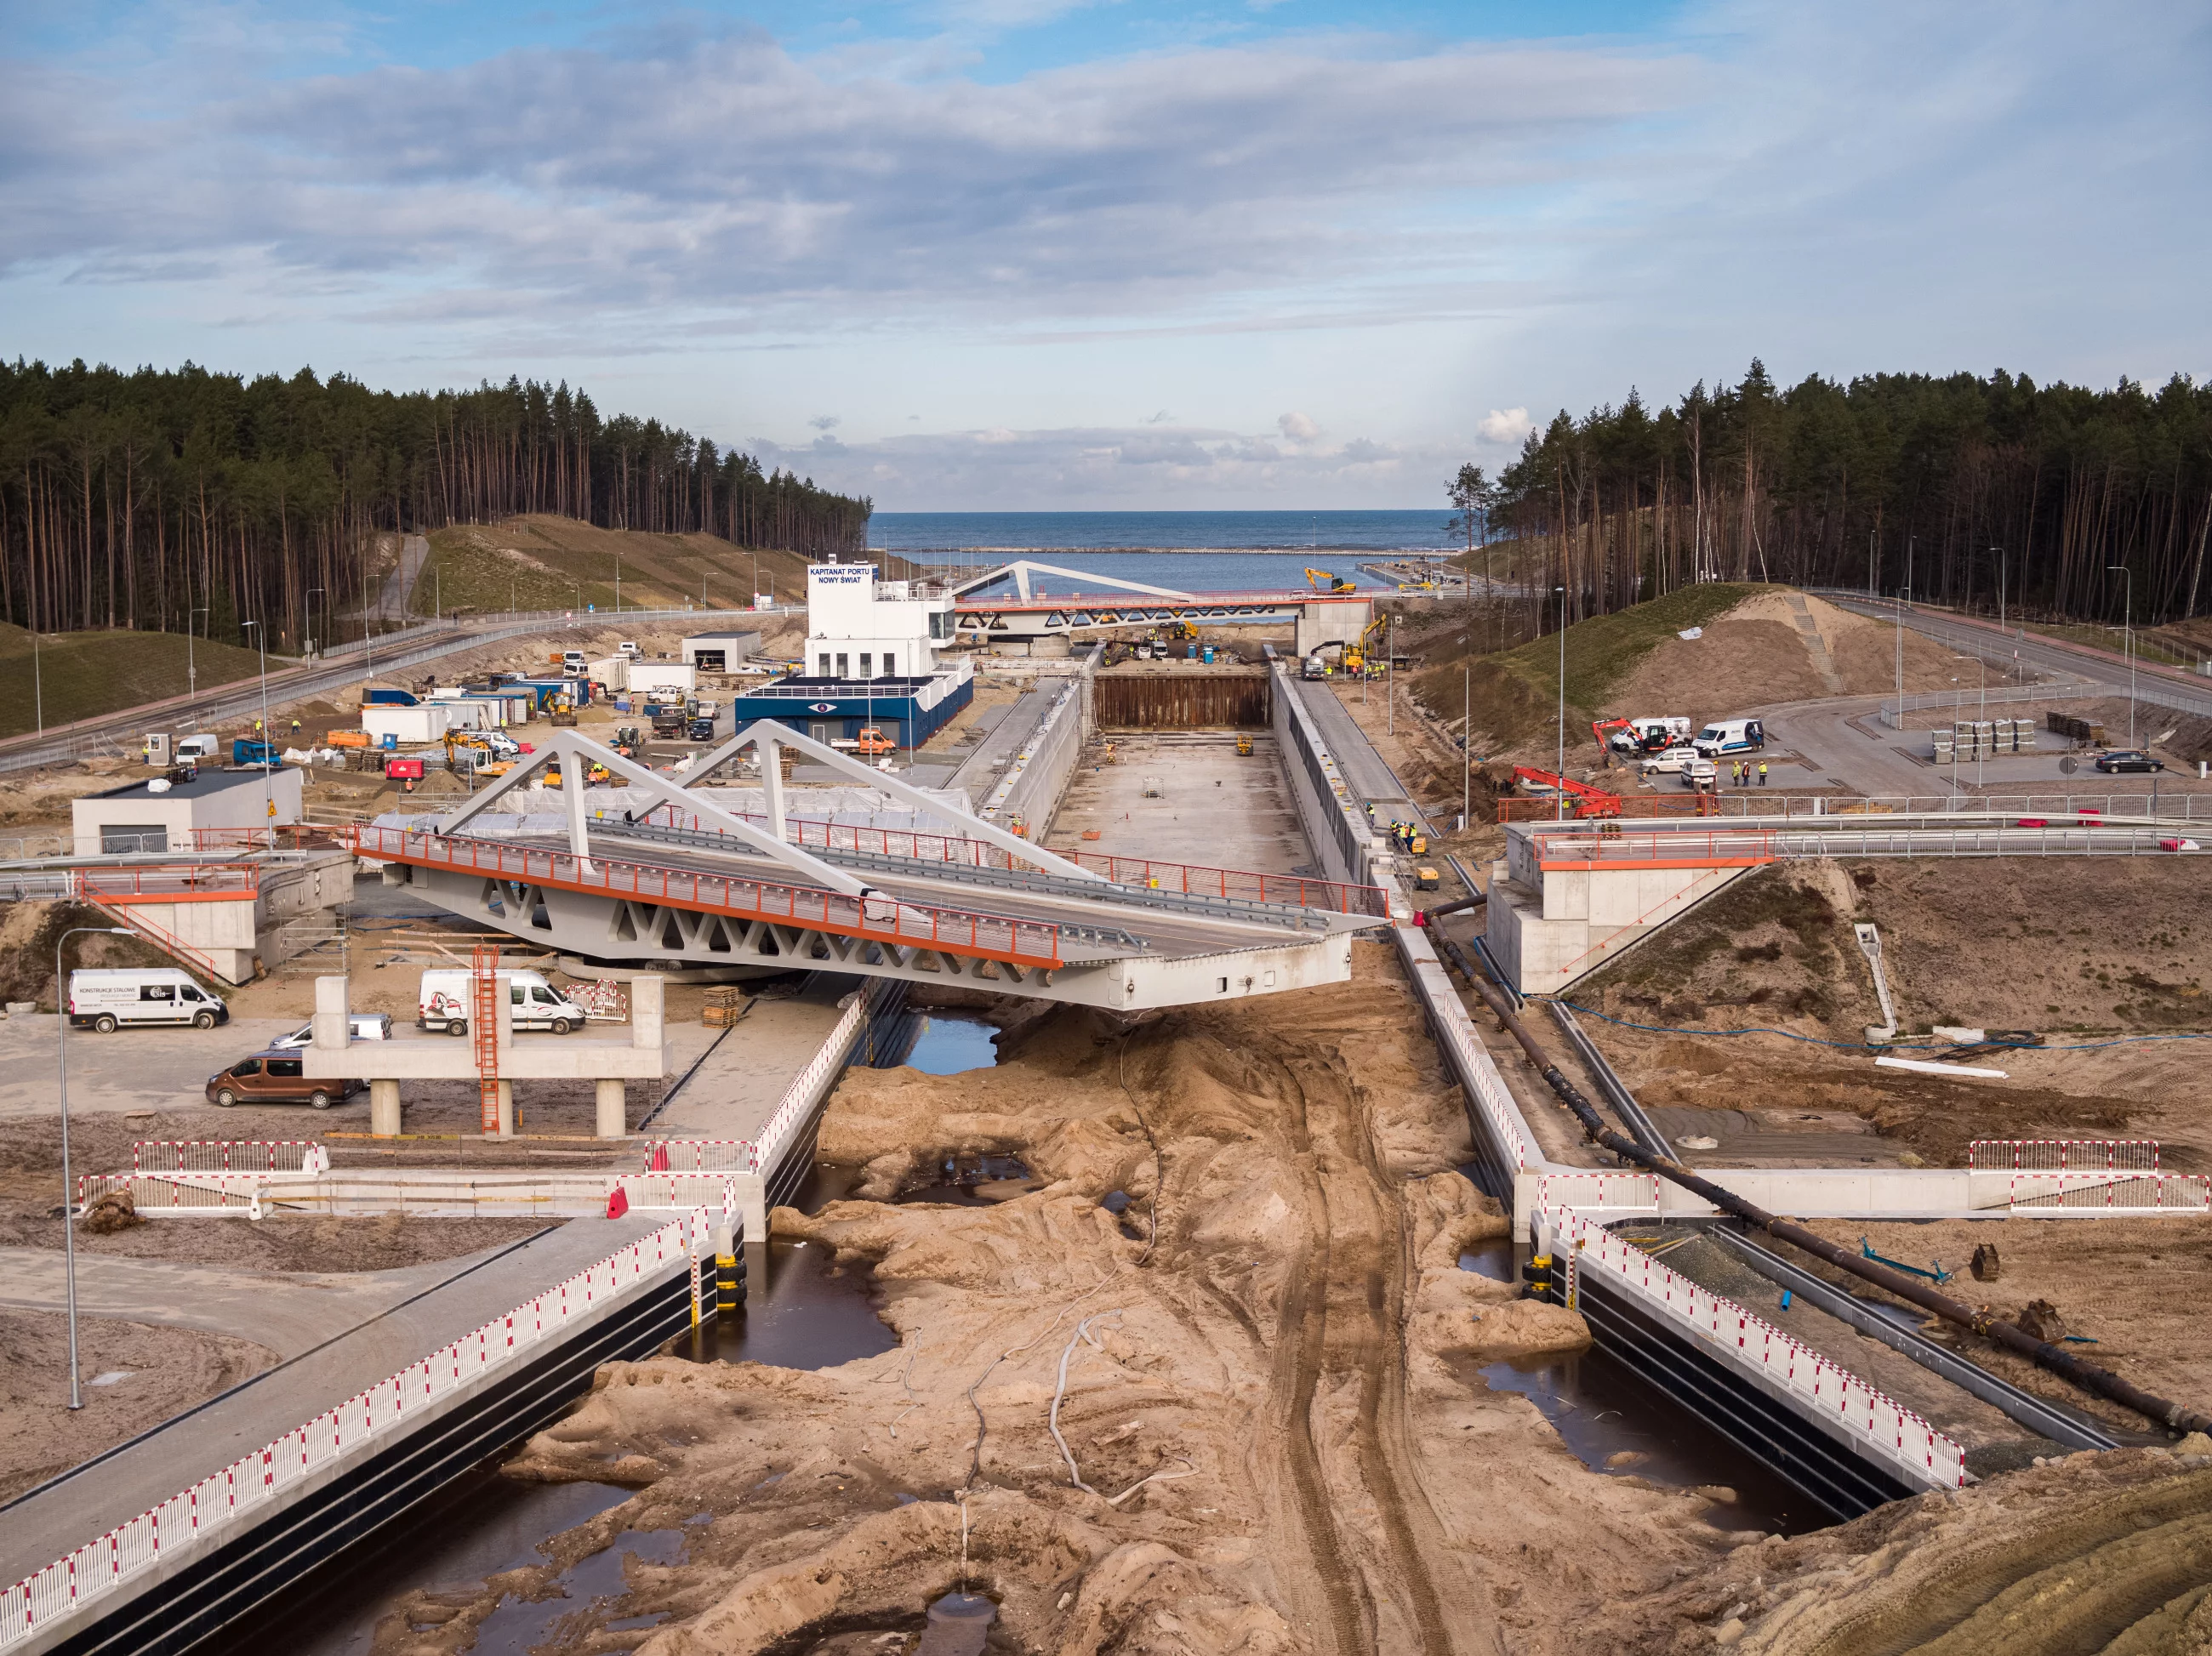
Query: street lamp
xmin=304 ymin=588 xmax=324 ymax=658
xmin=56 ymin=926 xmax=138 ymax=1408
xmin=1554 ymin=585 xmax=1567 ymax=821
xmin=240 ymin=619 xmax=274 ymax=840
xmin=2106 ymin=565 xmax=2136 ymax=748
xmin=1951 ymin=655 xmax=1987 ymax=794
xmin=31 ymin=628 xmax=42 ymax=738
xmin=187 ymin=606 xmax=209 ymax=706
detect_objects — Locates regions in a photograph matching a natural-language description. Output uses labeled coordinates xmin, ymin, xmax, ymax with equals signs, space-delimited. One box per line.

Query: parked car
xmin=1639 ymin=744 xmax=1702 ymax=777
xmin=270 ymin=1012 xmax=394 ymax=1050
xmin=66 ymin=968 xmax=228 ymax=1032
xmin=2095 ymin=749 xmax=2164 ymax=773
xmin=206 ymin=1051 xmax=365 ymax=1110
xmin=418 ymin=969 xmax=588 ymax=1034
xmin=1681 ymin=757 xmax=1719 ymax=791
xmin=1691 ymin=718 xmax=1766 ymax=758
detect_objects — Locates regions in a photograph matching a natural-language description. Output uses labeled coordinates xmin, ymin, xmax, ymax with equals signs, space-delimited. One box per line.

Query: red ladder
xmin=471 ymin=942 xmax=502 ymax=1133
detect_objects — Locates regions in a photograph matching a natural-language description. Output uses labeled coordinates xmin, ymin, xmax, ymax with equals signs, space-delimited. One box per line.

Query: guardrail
xmin=2007 ymin=1172 xmax=2211 ymax=1212
xmin=1539 ymin=1180 xmax=1966 ymax=1493
xmin=744 ymin=992 xmax=869 ymax=1175
xmin=349 ymin=823 xmax=1072 ymax=970
xmin=1969 ymin=1139 xmax=2159 ymax=1174
xmin=0 ymin=1214 xmax=704 ymax=1650
xmin=75 ymin=1174 xmax=265 ymax=1215
xmin=131 ymin=1141 xmax=326 ymax=1175
xmin=621 ymin=805 xmax=1387 ymax=918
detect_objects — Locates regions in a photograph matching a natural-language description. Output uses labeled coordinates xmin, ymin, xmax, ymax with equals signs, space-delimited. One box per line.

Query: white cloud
xmin=1276 ymin=410 xmax=1320 ymax=441
xmin=1475 ymin=407 xmax=1532 ymax=445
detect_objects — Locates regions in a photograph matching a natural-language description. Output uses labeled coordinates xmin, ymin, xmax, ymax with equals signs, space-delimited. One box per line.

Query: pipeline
xmin=1430 ymin=924 xmax=2212 ymax=1438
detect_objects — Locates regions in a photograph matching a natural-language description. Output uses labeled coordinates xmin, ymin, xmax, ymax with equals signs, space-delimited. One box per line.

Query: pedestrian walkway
xmin=644 ymin=982 xmax=852 ymax=1146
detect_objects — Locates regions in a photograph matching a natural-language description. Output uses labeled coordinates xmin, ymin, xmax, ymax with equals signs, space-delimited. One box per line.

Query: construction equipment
xmin=611 ymin=725 xmax=641 ymax=759
xmin=1511 ymin=765 xmax=1623 ymax=819
xmin=1340 ymin=616 xmax=1388 ymax=677
xmin=1235 ymin=734 xmax=1255 ymax=756
xmin=853 ymin=726 xmax=897 ymax=757
xmin=1305 ymin=567 xmax=1357 ymax=594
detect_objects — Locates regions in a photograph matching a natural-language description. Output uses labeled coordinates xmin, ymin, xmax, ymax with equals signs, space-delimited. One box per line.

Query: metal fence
xmin=130 ymin=1141 xmax=325 ymax=1175
xmin=1969 ymin=1139 xmax=2159 ymax=1174
xmin=2008 ymin=1172 xmax=2210 ymax=1213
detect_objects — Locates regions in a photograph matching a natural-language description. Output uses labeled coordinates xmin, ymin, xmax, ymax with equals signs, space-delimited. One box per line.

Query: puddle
xmin=230 ymin=1471 xmax=632 ymax=1655
xmin=900 ymin=1013 xmax=1001 ymax=1075
xmin=676 ymin=1160 xmax=900 ymax=1371
xmin=1474 ymin=1348 xmax=1818 ymax=1535
xmin=896 ymin=1152 xmax=1036 ymax=1207
xmin=469 ymin=1526 xmax=685 ymax=1652
xmin=1457 ymin=1238 xmax=1516 ymax=1282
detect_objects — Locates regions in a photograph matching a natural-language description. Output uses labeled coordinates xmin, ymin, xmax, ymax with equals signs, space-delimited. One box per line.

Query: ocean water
xmin=869 ymin=510 xmax=1463 ymax=553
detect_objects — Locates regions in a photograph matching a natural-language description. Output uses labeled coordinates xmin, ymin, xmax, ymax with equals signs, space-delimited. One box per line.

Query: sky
xmin=4 ymin=0 xmax=2209 ymax=510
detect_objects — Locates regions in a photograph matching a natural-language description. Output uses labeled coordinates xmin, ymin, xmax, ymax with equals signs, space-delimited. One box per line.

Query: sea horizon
xmin=868 ymin=509 xmax=1467 ymax=553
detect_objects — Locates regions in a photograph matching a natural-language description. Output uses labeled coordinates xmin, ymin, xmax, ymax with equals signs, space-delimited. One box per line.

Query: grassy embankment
xmin=1408 ymin=583 xmax=1755 ymax=752
xmin=0 ymin=624 xmax=273 ymax=739
xmin=410 ymin=516 xmax=825 ymax=618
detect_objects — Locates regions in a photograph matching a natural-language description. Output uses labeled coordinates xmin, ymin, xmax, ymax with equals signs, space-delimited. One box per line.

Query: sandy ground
xmin=0 ymin=1308 xmax=276 ymax=1503
xmin=372 ymin=944 xmax=1761 ymax=1655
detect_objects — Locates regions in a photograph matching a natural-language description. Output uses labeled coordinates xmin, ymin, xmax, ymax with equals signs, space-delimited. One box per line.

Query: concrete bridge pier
xmin=369 ymin=1078 xmax=402 ymax=1137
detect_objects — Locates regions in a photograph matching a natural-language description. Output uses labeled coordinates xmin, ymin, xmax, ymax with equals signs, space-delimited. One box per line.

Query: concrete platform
xmin=1045 ymin=731 xmax=1309 ymax=872
xmin=645 ymin=985 xmax=851 ymax=1147
xmin=0 ymin=1216 xmax=662 ymax=1593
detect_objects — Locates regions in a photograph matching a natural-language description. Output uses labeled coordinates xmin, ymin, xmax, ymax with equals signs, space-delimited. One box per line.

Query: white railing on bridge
xmin=0 ymin=1213 xmax=708 ymax=1652
xmin=1537 ymin=1178 xmax=1966 ymax=1493
xmin=2007 ymin=1172 xmax=2210 ymax=1213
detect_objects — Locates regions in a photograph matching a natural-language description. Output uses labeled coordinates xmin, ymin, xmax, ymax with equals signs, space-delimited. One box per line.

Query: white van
xmin=271 ymin=1013 xmax=394 ymax=1050
xmin=174 ymin=733 xmax=220 ymax=763
xmin=418 ymin=970 xmax=587 ymax=1035
xmin=1692 ymin=718 xmax=1766 ymax=758
xmin=67 ymin=968 xmax=229 ymax=1032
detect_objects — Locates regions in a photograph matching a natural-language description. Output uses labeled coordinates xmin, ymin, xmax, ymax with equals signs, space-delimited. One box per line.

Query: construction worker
xmin=289 ymin=718 xmax=301 ymax=738
xmin=1758 ymin=760 xmax=1769 ymax=786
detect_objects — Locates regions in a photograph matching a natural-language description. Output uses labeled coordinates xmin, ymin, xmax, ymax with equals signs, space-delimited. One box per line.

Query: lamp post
xmin=56 ymin=926 xmax=138 ymax=1408
xmin=187 ymin=606 xmax=209 ymax=708
xmin=2107 ymin=565 xmax=2136 ymax=747
xmin=32 ymin=628 xmax=42 ymax=737
xmin=241 ymin=619 xmax=273 ymax=841
xmin=304 ymin=587 xmax=324 ymax=658
xmin=1460 ymin=640 xmax=1470 ymax=831
xmin=1554 ymin=585 xmax=1567 ymax=821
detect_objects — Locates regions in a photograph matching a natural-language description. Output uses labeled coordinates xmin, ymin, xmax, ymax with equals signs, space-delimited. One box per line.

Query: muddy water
xmin=898 ymin=1012 xmax=1000 ymax=1075
xmin=1474 ymin=1349 xmax=1818 ymax=1535
xmin=232 ymin=1471 xmax=634 ymax=1655
xmin=466 ymin=1521 xmax=692 ymax=1651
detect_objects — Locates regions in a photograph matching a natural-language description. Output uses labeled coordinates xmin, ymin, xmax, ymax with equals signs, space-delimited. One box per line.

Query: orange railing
xmin=72 ymin=864 xmax=259 ymax=902
xmin=1499 ymin=793 xmax=1725 ymax=822
xmin=621 ymin=806 xmax=1388 ymax=917
xmin=349 ymin=824 xmax=1071 ymax=970
xmin=1533 ymin=828 xmax=1778 ymax=870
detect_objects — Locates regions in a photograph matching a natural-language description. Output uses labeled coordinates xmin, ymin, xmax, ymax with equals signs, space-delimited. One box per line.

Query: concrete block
xmin=596 ymin=1078 xmax=625 ymax=1140
xmin=731 ymin=1169 xmax=767 ymax=1237
xmin=630 ymin=976 xmax=664 ymax=1050
xmin=496 ymin=1079 xmax=515 ymax=1138
xmin=312 ymin=974 xmax=351 ymax=1051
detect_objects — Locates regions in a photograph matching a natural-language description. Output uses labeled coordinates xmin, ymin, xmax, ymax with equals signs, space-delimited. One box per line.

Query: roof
xmin=88 ymin=766 xmax=282 ymax=801
xmin=683 ymin=629 xmax=761 ymax=644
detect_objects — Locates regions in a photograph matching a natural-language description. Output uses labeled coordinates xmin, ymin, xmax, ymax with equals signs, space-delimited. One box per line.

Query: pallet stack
xmin=2047 ymin=710 xmax=2108 ymax=745
xmin=702 ymin=985 xmax=747 ymax=1027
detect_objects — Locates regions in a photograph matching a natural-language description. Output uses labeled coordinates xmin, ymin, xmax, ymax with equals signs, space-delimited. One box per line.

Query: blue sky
xmin=5 ymin=1 xmax=2208 ymax=509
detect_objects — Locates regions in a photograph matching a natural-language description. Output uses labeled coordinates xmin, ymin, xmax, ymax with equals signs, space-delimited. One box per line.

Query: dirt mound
xmin=461 ymin=947 xmax=1729 ymax=1654
xmin=1604 ymin=1452 xmax=2212 ymax=1655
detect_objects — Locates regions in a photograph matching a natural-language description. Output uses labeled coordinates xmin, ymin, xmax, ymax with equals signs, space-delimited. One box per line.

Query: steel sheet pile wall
xmin=1092 ymin=672 xmax=1269 ymax=729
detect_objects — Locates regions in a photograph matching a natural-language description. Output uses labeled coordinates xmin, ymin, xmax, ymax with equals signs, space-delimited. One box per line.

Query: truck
xmin=1302 ymin=652 xmax=1329 ymax=680
xmin=232 ymin=737 xmax=280 ymax=766
xmin=651 ymin=703 xmax=688 ymax=738
xmin=417 ymin=969 xmax=588 ymax=1035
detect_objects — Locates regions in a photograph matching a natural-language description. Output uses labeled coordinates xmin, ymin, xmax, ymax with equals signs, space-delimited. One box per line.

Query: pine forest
xmin=0 ymin=359 xmax=873 ymax=650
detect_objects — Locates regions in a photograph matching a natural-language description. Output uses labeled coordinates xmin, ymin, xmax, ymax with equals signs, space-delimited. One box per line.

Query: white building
xmin=74 ymin=765 xmax=305 ymax=856
xmin=806 ymin=561 xmax=954 ymax=682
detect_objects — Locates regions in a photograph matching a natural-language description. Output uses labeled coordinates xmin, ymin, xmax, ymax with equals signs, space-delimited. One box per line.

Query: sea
xmin=867 ymin=509 xmax=1469 ymax=595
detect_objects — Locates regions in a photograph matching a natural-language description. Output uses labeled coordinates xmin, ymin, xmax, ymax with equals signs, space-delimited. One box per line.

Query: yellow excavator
xmin=1305 ymin=567 xmax=1357 ymax=594
xmin=1339 ymin=615 xmax=1389 ymax=677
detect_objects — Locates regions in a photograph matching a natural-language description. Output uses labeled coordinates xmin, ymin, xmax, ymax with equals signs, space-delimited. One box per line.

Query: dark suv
xmin=207 ymin=1051 xmax=365 ymax=1110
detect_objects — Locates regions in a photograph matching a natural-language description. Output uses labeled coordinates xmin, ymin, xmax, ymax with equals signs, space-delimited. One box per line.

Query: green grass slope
xmin=412 ymin=518 xmax=821 ymax=617
xmin=0 ymin=625 xmax=272 ymax=739
xmin=1411 ymin=583 xmax=1754 ymax=750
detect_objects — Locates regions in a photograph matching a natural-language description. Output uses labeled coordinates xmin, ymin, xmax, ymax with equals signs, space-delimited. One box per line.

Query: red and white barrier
xmin=0 ymin=1212 xmax=710 ymax=1649
xmin=131 ymin=1141 xmax=328 ymax=1176
xmin=1969 ymin=1139 xmax=2159 ymax=1175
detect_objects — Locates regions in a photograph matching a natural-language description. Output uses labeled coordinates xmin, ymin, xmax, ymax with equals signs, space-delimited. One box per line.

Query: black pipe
xmin=1420 ymin=891 xmax=1487 ymax=920
xmin=1446 ymin=948 xmax=2212 ymax=1437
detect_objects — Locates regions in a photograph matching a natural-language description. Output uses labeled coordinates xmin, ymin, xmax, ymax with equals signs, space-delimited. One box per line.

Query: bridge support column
xmin=596 ymin=1078 xmax=626 ymax=1140
xmin=495 ymin=1080 xmax=515 ymax=1137
xmin=369 ymin=1079 xmax=402 ymax=1138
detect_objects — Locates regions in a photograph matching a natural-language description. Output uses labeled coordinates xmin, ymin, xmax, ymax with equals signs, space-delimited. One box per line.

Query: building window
xmin=818 ymin=653 xmax=831 ymax=676
xmin=835 ymin=653 xmax=849 ymax=678
xmin=883 ymin=652 xmax=897 ymax=677
xmin=858 ymin=653 xmax=872 ymax=678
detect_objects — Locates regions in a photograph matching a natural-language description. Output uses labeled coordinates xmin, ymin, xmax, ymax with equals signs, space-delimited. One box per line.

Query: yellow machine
xmin=1159 ymin=618 xmax=1198 ymax=642
xmin=1305 ymin=567 xmax=1357 ymax=594
xmin=1339 ymin=615 xmax=1389 ymax=677
xmin=1235 ymin=734 xmax=1255 ymax=756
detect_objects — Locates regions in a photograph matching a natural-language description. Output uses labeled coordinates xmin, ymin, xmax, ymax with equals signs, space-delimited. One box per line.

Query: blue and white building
xmin=725 ymin=561 xmax=972 ymax=749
